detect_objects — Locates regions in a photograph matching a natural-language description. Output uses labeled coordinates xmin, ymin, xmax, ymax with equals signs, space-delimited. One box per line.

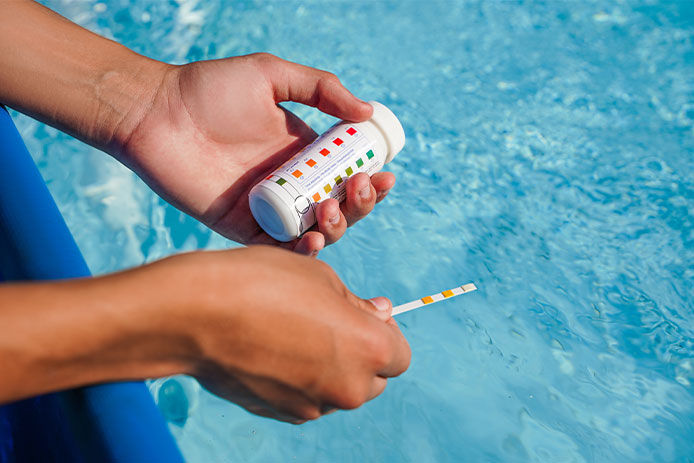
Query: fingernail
xmin=376 ymin=188 xmax=391 ymax=201
xmin=329 ymin=213 xmax=340 ymax=225
xmin=359 ymin=186 xmax=371 ymax=200
xmin=369 ymin=297 xmax=392 ymax=321
xmin=369 ymin=297 xmax=390 ymax=312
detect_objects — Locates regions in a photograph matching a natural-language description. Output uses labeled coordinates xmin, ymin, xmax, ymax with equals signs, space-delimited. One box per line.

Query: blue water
xmin=15 ymin=0 xmax=694 ymax=461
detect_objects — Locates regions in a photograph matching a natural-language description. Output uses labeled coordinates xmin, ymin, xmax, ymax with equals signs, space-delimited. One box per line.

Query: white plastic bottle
xmin=248 ymin=101 xmax=405 ymax=242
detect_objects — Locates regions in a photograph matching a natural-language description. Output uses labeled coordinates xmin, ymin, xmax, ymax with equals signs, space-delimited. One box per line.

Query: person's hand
xmin=150 ymin=246 xmax=410 ymax=422
xmin=116 ymin=54 xmax=396 ymax=255
xmin=0 ymin=245 xmax=410 ymax=415
xmin=2 ymin=4 xmax=392 ymax=254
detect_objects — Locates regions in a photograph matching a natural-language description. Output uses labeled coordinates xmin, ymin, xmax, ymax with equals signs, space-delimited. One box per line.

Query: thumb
xmin=365 ymin=297 xmax=393 ymax=322
xmin=257 ymin=54 xmax=373 ymax=122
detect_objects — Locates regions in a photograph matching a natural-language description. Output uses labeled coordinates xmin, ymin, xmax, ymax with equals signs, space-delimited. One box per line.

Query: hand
xmin=0 ymin=245 xmax=410 ymax=415
xmin=118 ymin=54 xmax=396 ymax=255
xmin=154 ymin=246 xmax=410 ymax=422
xmin=1 ymin=4 xmax=392 ymax=254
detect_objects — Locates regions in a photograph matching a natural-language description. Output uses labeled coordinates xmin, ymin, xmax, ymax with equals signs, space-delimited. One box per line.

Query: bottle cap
xmin=249 ymin=182 xmax=303 ymax=242
xmin=367 ymin=101 xmax=406 ymax=164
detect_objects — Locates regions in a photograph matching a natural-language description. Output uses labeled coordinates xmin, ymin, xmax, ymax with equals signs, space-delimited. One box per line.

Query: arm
xmin=0 ymin=0 xmax=396 ymax=255
xmin=0 ymin=247 xmax=410 ymax=422
xmin=0 ymin=1 xmax=410 ymax=421
xmin=0 ymin=0 xmax=161 ymax=151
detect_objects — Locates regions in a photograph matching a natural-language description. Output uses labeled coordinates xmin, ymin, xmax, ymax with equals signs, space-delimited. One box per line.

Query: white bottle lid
xmin=249 ymin=181 xmax=303 ymax=242
xmin=367 ymin=101 xmax=406 ymax=164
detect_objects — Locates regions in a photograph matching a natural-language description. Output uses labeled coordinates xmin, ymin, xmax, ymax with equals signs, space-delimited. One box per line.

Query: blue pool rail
xmin=0 ymin=107 xmax=184 ymax=462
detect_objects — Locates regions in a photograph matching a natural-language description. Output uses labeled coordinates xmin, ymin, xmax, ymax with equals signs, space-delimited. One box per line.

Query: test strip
xmin=392 ymin=283 xmax=477 ymax=316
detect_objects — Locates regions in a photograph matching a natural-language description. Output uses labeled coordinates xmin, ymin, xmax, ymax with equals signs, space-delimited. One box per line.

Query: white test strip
xmin=392 ymin=283 xmax=477 ymax=316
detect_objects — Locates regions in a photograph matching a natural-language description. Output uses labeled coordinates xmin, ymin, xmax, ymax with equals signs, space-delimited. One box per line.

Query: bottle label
xmin=262 ymin=123 xmax=381 ymax=233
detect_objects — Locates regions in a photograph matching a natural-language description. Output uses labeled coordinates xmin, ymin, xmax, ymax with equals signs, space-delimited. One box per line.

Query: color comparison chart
xmin=266 ymin=123 xmax=377 ymax=208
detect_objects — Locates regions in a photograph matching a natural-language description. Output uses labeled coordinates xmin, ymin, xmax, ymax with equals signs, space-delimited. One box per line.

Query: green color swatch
xmin=345 ymin=166 xmax=354 ymax=176
xmin=356 ymin=158 xmax=364 ymax=168
xmin=276 ymin=178 xmax=287 ymax=186
xmin=366 ymin=150 xmax=375 ymax=160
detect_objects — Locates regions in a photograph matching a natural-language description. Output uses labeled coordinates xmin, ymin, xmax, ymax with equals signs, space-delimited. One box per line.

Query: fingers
xmin=312 ymin=172 xmax=396 ymax=248
xmin=341 ymin=173 xmax=376 ymax=226
xmin=315 ymin=198 xmax=347 ymax=245
xmin=340 ymin=172 xmax=395 ymax=226
xmin=253 ymin=53 xmax=373 ymax=122
xmin=358 ymin=296 xmax=411 ymax=378
xmin=377 ymin=322 xmax=412 ymax=379
xmin=368 ymin=377 xmax=388 ymax=402
xmin=370 ymin=171 xmax=396 ymax=203
xmin=293 ymin=231 xmax=325 ymax=256
xmin=366 ymin=297 xmax=393 ymax=322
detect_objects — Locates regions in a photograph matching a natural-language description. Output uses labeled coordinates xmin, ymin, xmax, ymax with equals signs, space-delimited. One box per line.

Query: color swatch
xmin=270 ymin=125 xmax=379 ymax=212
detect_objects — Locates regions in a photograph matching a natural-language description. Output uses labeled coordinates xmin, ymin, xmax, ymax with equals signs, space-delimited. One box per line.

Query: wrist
xmin=92 ymin=55 xmax=173 ymax=155
xmin=110 ymin=258 xmax=205 ymax=379
xmin=143 ymin=250 xmax=255 ymax=378
xmin=41 ymin=262 xmax=203 ymax=390
xmin=0 ymin=1 xmax=173 ymax=156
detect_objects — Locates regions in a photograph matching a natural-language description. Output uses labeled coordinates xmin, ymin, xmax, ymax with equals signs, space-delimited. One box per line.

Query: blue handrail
xmin=0 ymin=107 xmax=183 ymax=462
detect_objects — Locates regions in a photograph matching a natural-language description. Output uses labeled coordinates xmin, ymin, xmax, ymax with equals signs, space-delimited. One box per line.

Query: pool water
xmin=17 ymin=1 xmax=694 ymax=461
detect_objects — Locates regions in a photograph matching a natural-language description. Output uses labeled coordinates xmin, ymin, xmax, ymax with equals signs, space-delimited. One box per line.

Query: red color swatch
xmin=333 ymin=138 xmax=344 ymax=146
xmin=320 ymin=148 xmax=330 ymax=156
xmin=346 ymin=127 xmax=357 ymax=136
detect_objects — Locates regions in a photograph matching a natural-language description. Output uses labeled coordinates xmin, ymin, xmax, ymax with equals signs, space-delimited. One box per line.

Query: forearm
xmin=0 ymin=0 xmax=167 ymax=152
xmin=0 ymin=263 xmax=196 ymax=404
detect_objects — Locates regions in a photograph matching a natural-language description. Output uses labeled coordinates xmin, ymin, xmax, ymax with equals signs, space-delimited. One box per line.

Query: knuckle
xmin=248 ymin=52 xmax=280 ymax=69
xmin=296 ymin=405 xmax=321 ymax=422
xmin=364 ymin=332 xmax=391 ymax=370
xmin=334 ymin=382 xmax=368 ymax=410
xmin=251 ymin=52 xmax=277 ymax=62
xmin=313 ymin=258 xmax=334 ymax=275
xmin=404 ymin=340 xmax=412 ymax=366
xmin=320 ymin=71 xmax=341 ymax=87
